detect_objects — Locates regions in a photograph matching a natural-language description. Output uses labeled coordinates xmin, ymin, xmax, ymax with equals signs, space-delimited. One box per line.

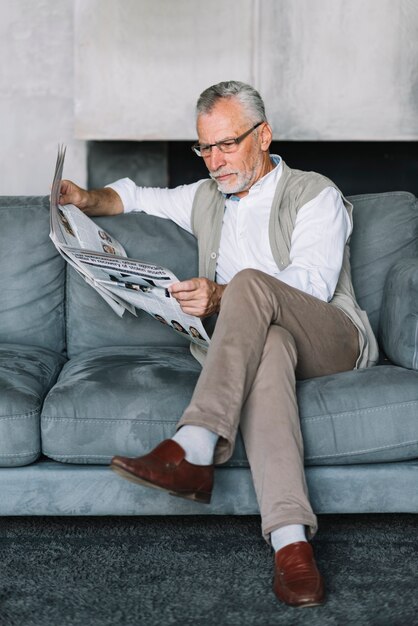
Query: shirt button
xmin=210 ymin=252 xmax=217 ymax=259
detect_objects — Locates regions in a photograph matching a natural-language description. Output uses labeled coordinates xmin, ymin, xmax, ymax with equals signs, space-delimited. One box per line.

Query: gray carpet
xmin=0 ymin=514 xmax=417 ymax=626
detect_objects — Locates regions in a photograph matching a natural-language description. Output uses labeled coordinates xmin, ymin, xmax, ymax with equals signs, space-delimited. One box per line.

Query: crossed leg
xmin=177 ymin=268 xmax=359 ymax=535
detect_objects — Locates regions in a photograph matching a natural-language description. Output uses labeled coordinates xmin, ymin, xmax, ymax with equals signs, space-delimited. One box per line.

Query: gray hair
xmin=196 ymin=81 xmax=268 ymax=124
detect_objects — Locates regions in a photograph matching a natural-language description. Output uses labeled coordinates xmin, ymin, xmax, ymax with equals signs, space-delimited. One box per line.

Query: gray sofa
xmin=1 ymin=191 xmax=417 ymax=518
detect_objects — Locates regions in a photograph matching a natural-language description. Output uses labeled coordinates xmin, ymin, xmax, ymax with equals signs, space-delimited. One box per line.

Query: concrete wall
xmin=1 ymin=0 xmax=417 ymax=195
xmin=75 ymin=0 xmax=418 ymax=140
xmin=0 ymin=0 xmax=86 ymax=195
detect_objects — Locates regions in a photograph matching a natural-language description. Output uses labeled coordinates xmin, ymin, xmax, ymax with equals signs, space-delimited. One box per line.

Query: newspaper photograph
xmin=49 ymin=146 xmax=210 ymax=348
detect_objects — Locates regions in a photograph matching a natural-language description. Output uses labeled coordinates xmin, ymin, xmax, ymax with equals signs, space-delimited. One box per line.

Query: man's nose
xmin=206 ymin=145 xmax=227 ymax=171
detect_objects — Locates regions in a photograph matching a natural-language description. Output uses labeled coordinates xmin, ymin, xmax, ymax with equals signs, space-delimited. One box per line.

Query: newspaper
xmin=49 ymin=146 xmax=210 ymax=348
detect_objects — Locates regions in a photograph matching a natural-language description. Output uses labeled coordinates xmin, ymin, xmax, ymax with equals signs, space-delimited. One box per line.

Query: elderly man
xmin=59 ymin=81 xmax=377 ymax=607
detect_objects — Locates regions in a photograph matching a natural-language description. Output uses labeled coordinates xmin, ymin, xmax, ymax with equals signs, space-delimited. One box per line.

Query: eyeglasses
xmin=191 ymin=121 xmax=263 ymax=157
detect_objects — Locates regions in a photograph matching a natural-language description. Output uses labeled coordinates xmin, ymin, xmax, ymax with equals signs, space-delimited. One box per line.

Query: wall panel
xmin=75 ymin=0 xmax=255 ymax=139
xmin=75 ymin=0 xmax=418 ymax=140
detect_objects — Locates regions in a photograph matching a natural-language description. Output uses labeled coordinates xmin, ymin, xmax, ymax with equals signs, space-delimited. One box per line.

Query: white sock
xmin=172 ymin=425 xmax=218 ymax=465
xmin=271 ymin=524 xmax=307 ymax=552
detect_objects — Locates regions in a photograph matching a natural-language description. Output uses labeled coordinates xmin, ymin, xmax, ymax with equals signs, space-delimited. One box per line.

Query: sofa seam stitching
xmin=0 ymin=412 xmax=41 ymax=420
xmin=302 ymin=400 xmax=418 ymax=422
xmin=306 ymin=438 xmax=418 ymax=460
xmin=0 ymin=450 xmax=40 ymax=457
xmin=41 ymin=417 xmax=179 ymax=423
xmin=43 ymin=453 xmax=112 ymax=459
xmin=348 ymin=191 xmax=416 ymax=202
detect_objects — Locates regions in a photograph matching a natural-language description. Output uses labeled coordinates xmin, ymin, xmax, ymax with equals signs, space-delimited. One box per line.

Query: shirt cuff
xmin=105 ymin=178 xmax=138 ymax=213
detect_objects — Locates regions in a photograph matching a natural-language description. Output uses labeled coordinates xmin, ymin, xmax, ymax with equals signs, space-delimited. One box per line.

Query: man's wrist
xmin=84 ymin=188 xmax=123 ymax=216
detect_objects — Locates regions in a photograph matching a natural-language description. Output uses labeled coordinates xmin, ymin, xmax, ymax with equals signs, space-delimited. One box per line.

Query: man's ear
xmin=260 ymin=123 xmax=273 ymax=151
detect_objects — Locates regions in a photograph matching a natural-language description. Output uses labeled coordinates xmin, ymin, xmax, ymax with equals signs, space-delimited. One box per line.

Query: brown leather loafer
xmin=110 ymin=439 xmax=214 ymax=504
xmin=273 ymin=541 xmax=325 ymax=607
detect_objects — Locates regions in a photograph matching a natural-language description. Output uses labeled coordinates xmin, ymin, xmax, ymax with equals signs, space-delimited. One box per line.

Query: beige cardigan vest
xmin=190 ymin=160 xmax=378 ymax=369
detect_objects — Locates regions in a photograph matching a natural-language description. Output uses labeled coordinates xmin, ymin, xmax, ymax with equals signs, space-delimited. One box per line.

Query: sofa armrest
xmin=379 ymin=258 xmax=418 ymax=370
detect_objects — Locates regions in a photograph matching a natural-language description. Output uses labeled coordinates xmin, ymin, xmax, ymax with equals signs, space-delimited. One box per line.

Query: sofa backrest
xmin=0 ymin=196 xmax=66 ymax=355
xmin=348 ymin=191 xmax=418 ymax=336
xmin=66 ymin=212 xmax=199 ymax=357
xmin=1 ymin=192 xmax=416 ymax=358
xmin=66 ymin=191 xmax=417 ymax=356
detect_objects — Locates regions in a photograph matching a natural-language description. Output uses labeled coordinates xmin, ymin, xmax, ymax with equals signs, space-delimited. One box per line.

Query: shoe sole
xmin=110 ymin=464 xmax=212 ymax=504
xmin=274 ymin=586 xmax=325 ymax=608
xmin=274 ymin=592 xmax=325 ymax=608
xmin=294 ymin=600 xmax=325 ymax=608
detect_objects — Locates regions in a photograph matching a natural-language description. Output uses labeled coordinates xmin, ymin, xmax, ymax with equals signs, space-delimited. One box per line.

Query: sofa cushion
xmin=0 ymin=196 xmax=66 ymax=354
xmin=379 ymin=258 xmax=418 ymax=370
xmin=65 ymin=213 xmax=199 ymax=357
xmin=41 ymin=346 xmax=202 ymax=463
xmin=41 ymin=348 xmax=418 ymax=467
xmin=348 ymin=191 xmax=418 ymax=336
xmin=299 ymin=365 xmax=418 ymax=465
xmin=0 ymin=344 xmax=66 ymax=467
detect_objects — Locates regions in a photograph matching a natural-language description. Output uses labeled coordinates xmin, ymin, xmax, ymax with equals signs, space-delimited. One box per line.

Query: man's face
xmin=196 ymin=98 xmax=271 ymax=197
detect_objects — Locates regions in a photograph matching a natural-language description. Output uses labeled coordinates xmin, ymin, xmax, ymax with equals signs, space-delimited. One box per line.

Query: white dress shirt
xmin=107 ymin=155 xmax=351 ymax=302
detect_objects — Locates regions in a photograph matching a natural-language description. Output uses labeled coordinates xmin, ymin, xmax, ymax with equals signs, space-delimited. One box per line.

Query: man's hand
xmin=59 ymin=180 xmax=89 ymax=210
xmin=59 ymin=180 xmax=123 ymax=216
xmin=169 ymin=278 xmax=227 ymax=318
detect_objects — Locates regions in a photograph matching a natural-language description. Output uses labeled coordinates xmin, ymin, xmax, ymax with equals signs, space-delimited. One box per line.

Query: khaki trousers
xmin=177 ymin=269 xmax=359 ymax=541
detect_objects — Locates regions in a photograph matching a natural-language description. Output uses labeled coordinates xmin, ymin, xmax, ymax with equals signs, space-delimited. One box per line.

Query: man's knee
xmin=232 ymin=268 xmax=265 ymax=286
xmin=223 ymin=268 xmax=271 ymax=303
